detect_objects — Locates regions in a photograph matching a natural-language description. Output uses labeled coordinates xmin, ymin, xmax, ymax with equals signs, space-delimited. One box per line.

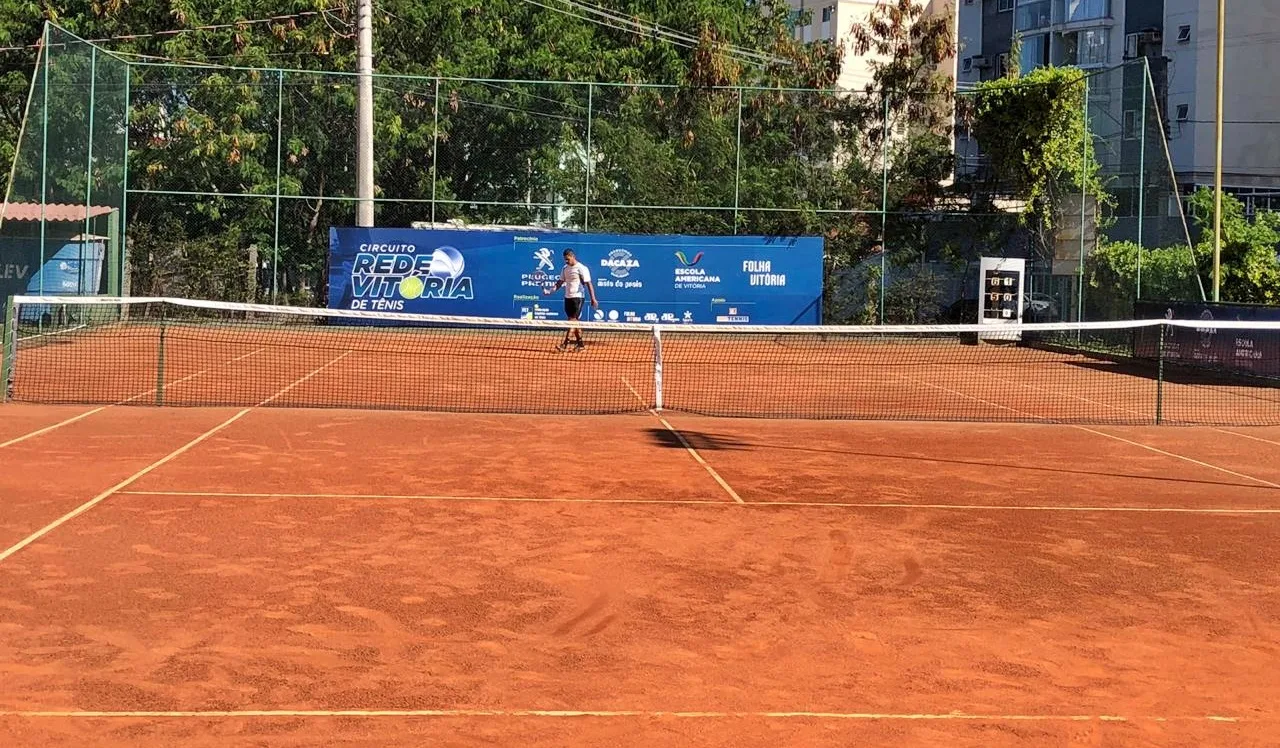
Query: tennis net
xmin=4 ymin=295 xmax=1278 ymax=425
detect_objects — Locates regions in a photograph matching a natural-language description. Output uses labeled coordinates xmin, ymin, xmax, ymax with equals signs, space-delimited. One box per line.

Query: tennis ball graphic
xmin=399 ymin=275 xmax=425 ymax=300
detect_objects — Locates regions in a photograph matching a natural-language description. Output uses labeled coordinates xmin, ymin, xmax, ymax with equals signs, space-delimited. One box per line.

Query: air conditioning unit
xmin=972 ymin=55 xmax=990 ymax=68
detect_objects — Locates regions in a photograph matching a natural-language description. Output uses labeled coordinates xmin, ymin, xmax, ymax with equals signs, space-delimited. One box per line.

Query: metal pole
xmin=733 ymin=87 xmax=743 ymax=234
xmin=879 ymin=95 xmax=889 ymax=324
xmin=1078 ymin=75 xmax=1089 ymax=324
xmin=272 ymin=70 xmax=285 ymax=303
xmin=1136 ymin=58 xmax=1148 ymax=300
xmin=1212 ymin=0 xmax=1225 ymax=302
xmin=355 ymin=0 xmax=375 ymax=227
xmin=584 ymin=83 xmax=593 ymax=232
xmin=430 ymin=77 xmax=440 ymax=224
xmin=38 ymin=23 xmax=50 ymax=297
xmin=120 ymin=53 xmax=130 ymax=296
xmin=84 ymin=47 xmax=96 ymax=255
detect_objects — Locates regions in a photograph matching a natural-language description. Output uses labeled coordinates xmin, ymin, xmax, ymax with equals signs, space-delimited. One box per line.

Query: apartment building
xmin=788 ymin=0 xmax=959 ymax=92
xmin=957 ymin=0 xmax=1280 ymax=204
xmin=1164 ymin=1 xmax=1280 ymax=208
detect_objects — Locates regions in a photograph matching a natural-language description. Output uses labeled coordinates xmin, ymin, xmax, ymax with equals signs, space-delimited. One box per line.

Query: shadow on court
xmin=645 ymin=428 xmax=751 ymax=452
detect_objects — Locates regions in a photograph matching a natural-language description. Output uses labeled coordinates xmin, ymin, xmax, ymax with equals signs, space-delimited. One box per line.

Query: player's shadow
xmin=645 ymin=429 xmax=750 ymax=451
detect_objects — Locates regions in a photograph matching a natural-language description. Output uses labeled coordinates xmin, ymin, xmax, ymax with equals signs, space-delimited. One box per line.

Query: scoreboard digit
xmin=982 ymin=269 xmax=1020 ymax=320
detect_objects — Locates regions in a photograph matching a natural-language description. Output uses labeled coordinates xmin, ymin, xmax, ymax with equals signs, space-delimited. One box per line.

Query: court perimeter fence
xmin=2 ymin=23 xmax=1205 ymax=324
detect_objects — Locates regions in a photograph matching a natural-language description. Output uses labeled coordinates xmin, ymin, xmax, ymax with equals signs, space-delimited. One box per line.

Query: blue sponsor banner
xmin=328 ymin=227 xmax=823 ymax=324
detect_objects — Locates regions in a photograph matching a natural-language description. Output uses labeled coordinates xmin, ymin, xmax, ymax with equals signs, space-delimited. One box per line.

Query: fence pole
xmin=733 ymin=87 xmax=743 ymax=234
xmin=1136 ymin=59 xmax=1148 ymax=300
xmin=584 ymin=82 xmax=593 ymax=232
xmin=1077 ymin=75 xmax=1089 ymax=324
xmin=119 ymin=51 xmax=130 ymax=296
xmin=431 ymin=77 xmax=440 ymax=224
xmin=272 ymin=70 xmax=284 ymax=303
xmin=38 ymin=23 xmax=50 ymax=297
xmin=83 ymin=47 xmax=96 ymax=258
xmin=1 ymin=295 xmax=16 ymax=402
xmin=879 ymin=94 xmax=889 ymax=324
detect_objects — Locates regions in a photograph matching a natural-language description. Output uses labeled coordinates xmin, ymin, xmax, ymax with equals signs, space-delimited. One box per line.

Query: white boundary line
xmin=0 ymin=347 xmax=267 ymax=449
xmin=0 ymin=351 xmax=357 ymax=565
xmin=0 ymin=708 xmax=1247 ymax=723
xmin=1214 ymin=428 xmax=1280 ymax=448
xmin=900 ymin=372 xmax=1280 ymax=490
xmin=114 ymin=490 xmax=1280 ymax=514
xmin=622 ymin=376 xmax=743 ymax=503
xmin=0 ymin=409 xmax=253 ymax=564
xmin=0 ymin=407 xmax=106 ymax=449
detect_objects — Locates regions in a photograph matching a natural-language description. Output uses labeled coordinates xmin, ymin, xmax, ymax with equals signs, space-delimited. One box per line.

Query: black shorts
xmin=564 ymin=297 xmax=585 ymax=320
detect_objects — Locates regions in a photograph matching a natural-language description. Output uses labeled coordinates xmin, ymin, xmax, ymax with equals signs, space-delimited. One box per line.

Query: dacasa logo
xmin=674 ymin=251 xmax=703 ymax=267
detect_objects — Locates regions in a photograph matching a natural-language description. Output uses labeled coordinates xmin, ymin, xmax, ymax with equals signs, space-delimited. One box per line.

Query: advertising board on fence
xmin=328 ymin=227 xmax=824 ymax=324
xmin=1135 ymin=300 xmax=1280 ymax=378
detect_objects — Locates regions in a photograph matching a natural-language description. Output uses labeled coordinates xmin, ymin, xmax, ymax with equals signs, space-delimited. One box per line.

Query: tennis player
xmin=544 ymin=248 xmax=599 ymax=351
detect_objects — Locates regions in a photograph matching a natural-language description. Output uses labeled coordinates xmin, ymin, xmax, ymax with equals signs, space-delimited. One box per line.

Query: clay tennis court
xmin=2 ymin=387 xmax=1280 ymax=746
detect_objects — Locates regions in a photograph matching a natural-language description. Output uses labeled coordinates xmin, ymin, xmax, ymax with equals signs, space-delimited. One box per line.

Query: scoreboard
xmin=977 ymin=257 xmax=1025 ymax=340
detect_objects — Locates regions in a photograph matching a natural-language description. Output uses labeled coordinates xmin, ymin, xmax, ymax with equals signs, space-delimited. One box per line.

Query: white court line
xmin=0 ymin=347 xmax=267 ymax=449
xmin=901 ymin=372 xmax=1280 ymax=490
xmin=1073 ymin=426 xmax=1280 ymax=490
xmin=115 ymin=490 xmax=1280 ymax=514
xmin=0 ymin=409 xmax=253 ymax=564
xmin=1214 ymin=428 xmax=1280 ymax=448
xmin=258 ymin=350 xmax=352 ymax=406
xmin=0 ymin=407 xmax=106 ymax=449
xmin=622 ymin=376 xmax=743 ymax=503
xmin=0 ymin=708 xmax=1246 ymax=723
xmin=0 ymin=350 xmax=355 ymax=565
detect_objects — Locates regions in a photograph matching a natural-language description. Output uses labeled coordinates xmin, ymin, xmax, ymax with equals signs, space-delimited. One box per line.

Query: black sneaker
xmin=573 ymin=340 xmax=585 ymax=351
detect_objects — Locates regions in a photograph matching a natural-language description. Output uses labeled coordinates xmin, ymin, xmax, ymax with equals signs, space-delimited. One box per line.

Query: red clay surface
xmin=1 ymin=405 xmax=1278 ymax=747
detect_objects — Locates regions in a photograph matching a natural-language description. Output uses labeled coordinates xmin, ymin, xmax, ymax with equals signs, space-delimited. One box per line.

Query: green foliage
xmin=1188 ymin=188 xmax=1280 ymax=304
xmin=0 ymin=0 xmax=958 ymax=307
xmin=1086 ymin=239 xmax=1201 ymax=320
xmin=970 ymin=66 xmax=1109 ymax=252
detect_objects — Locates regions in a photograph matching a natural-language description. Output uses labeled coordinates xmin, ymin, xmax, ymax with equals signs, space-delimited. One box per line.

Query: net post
xmin=155 ymin=305 xmax=167 ymax=406
xmin=1155 ymin=323 xmax=1166 ymax=425
xmin=1 ymin=295 xmax=16 ymax=402
xmin=652 ymin=325 xmax=663 ymax=412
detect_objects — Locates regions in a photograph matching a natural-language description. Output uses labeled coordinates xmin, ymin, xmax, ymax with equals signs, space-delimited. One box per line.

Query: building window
xmin=1177 ymin=25 xmax=1192 ymax=43
xmin=1058 ymin=0 xmax=1110 ymax=24
xmin=962 ymin=57 xmax=974 ymax=73
xmin=1175 ymin=103 xmax=1189 ymax=122
xmin=998 ymin=0 xmax=1014 ymax=11
xmin=1020 ymin=33 xmax=1050 ymax=74
xmin=1123 ymin=109 xmax=1139 ymax=140
xmin=1016 ymin=0 xmax=1052 ymax=31
xmin=822 ymin=6 xmax=833 ymax=22
xmin=1060 ymin=28 xmax=1110 ymax=67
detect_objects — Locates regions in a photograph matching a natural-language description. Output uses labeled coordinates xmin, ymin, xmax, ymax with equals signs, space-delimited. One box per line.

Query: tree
xmin=968 ymin=66 xmax=1108 ymax=263
xmin=1188 ymin=188 xmax=1280 ymax=304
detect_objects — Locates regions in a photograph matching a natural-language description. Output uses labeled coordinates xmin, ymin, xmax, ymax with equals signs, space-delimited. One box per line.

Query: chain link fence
xmin=2 ymin=23 xmax=1204 ymax=323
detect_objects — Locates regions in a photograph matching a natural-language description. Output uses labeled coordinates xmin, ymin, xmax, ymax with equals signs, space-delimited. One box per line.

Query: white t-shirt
xmin=561 ymin=263 xmax=592 ymax=299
